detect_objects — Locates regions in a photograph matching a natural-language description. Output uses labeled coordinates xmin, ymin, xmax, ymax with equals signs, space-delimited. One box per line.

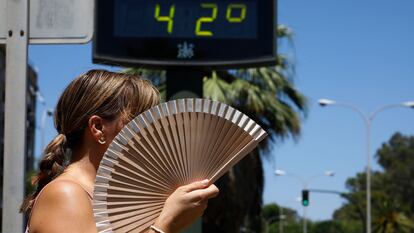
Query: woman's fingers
xmin=156 ymin=182 xmax=219 ymax=232
xmin=187 ymin=184 xmax=219 ymax=201
xmin=204 ymin=185 xmax=219 ymax=198
xmin=181 ymin=179 xmax=210 ymax=192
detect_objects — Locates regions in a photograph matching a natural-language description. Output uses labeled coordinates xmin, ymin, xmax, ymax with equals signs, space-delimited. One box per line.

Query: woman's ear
xmin=88 ymin=115 xmax=105 ymax=144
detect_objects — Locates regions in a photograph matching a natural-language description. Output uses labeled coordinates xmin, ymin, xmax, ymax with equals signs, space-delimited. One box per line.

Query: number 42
xmin=154 ymin=3 xmax=247 ymax=36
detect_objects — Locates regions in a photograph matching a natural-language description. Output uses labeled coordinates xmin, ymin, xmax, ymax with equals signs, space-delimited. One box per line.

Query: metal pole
xmin=3 ymin=0 xmax=29 ymax=231
xmin=333 ymin=103 xmax=371 ymax=233
xmin=40 ymin=108 xmax=52 ymax=151
xmin=303 ymin=206 xmax=307 ymax=233
xmin=325 ymin=102 xmax=371 ymax=233
xmin=366 ymin=121 xmax=371 ymax=233
xmin=266 ymin=220 xmax=269 ymax=233
xmin=279 ymin=206 xmax=284 ymax=233
xmin=303 ymin=182 xmax=307 ymax=233
xmin=41 ymin=109 xmax=47 ymax=151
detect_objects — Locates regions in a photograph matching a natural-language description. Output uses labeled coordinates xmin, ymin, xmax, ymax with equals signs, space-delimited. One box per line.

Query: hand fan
xmin=93 ymin=98 xmax=267 ymax=233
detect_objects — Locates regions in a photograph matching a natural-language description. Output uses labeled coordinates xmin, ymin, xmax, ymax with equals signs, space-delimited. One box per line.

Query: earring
xmin=98 ymin=136 xmax=106 ymax=145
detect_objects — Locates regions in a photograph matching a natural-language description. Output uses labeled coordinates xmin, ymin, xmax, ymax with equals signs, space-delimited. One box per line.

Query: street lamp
xmin=402 ymin=101 xmax=414 ymax=108
xmin=275 ymin=170 xmax=335 ymax=233
xmin=274 ymin=169 xmax=335 ymax=188
xmin=318 ymin=98 xmax=414 ymax=233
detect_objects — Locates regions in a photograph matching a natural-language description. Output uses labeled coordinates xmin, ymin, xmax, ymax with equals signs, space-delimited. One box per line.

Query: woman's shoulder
xmin=28 ymin=179 xmax=96 ymax=232
xmin=36 ymin=178 xmax=91 ymax=205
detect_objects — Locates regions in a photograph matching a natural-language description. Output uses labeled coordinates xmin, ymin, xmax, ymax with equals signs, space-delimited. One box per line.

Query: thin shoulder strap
xmin=68 ymin=180 xmax=94 ymax=200
xmin=57 ymin=179 xmax=94 ymax=199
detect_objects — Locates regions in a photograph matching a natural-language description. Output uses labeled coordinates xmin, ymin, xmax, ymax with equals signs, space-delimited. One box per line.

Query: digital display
xmin=93 ymin=0 xmax=276 ymax=68
xmin=114 ymin=0 xmax=257 ymax=39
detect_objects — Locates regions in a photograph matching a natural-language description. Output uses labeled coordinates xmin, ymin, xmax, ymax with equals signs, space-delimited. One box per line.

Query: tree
xmin=262 ymin=203 xmax=299 ymax=223
xmin=125 ymin=25 xmax=307 ymax=233
xmin=310 ymin=220 xmax=362 ymax=233
xmin=372 ymin=192 xmax=414 ymax=233
xmin=261 ymin=203 xmax=301 ymax=233
xmin=333 ymin=133 xmax=414 ymax=233
xmin=376 ymin=133 xmax=414 ymax=216
xmin=310 ymin=220 xmax=344 ymax=233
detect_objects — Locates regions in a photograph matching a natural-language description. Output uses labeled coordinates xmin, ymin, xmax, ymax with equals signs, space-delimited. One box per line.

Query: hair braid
xmin=20 ymin=134 xmax=68 ymax=213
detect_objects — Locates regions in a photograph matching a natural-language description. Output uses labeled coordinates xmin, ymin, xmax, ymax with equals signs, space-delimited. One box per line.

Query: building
xmin=0 ymin=45 xmax=38 ymax=228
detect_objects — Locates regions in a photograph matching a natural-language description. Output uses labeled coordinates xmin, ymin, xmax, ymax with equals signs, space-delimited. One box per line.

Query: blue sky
xmin=29 ymin=0 xmax=414 ymax=221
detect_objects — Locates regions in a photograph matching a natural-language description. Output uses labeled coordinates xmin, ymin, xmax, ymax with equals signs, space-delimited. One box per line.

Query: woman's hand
xmin=152 ymin=180 xmax=219 ymax=233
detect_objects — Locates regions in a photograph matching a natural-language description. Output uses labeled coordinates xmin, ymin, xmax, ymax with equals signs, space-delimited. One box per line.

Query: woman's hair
xmin=20 ymin=69 xmax=159 ymax=213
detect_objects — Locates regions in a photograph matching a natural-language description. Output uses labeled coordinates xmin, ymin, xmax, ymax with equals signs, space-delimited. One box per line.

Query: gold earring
xmin=98 ymin=136 xmax=106 ymax=145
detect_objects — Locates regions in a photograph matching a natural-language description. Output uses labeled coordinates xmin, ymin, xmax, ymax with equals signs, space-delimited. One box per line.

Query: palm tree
xmin=372 ymin=192 xmax=414 ymax=233
xmin=125 ymin=25 xmax=307 ymax=233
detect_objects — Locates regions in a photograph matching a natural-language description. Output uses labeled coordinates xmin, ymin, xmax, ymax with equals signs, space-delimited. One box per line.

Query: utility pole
xmin=3 ymin=0 xmax=29 ymax=231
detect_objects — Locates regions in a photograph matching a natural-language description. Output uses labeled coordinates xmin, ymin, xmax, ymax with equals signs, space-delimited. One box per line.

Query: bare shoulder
xmin=29 ymin=180 xmax=97 ymax=233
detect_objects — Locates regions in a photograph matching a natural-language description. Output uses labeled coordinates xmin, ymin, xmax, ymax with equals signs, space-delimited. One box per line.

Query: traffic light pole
xmin=302 ymin=189 xmax=309 ymax=233
xmin=303 ymin=205 xmax=307 ymax=233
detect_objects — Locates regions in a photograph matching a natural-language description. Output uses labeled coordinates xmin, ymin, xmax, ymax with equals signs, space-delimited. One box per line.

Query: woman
xmin=21 ymin=70 xmax=219 ymax=233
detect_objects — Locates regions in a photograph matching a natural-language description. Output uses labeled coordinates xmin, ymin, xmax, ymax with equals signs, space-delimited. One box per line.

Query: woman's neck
xmin=62 ymin=146 xmax=103 ymax=191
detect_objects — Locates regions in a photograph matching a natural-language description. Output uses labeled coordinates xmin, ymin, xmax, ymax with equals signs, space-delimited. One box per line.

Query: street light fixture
xmin=318 ymin=99 xmax=336 ymax=106
xmin=274 ymin=169 xmax=286 ymax=176
xmin=275 ymin=170 xmax=335 ymax=233
xmin=402 ymin=101 xmax=414 ymax=108
xmin=318 ymin=98 xmax=414 ymax=233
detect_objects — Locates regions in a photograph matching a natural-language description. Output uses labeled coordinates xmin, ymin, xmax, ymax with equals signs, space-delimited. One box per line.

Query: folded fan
xmin=93 ymin=98 xmax=267 ymax=233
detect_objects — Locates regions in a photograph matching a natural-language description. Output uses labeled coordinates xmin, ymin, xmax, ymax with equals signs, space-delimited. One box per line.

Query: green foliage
xmin=309 ymin=220 xmax=362 ymax=233
xmin=334 ymin=133 xmax=414 ymax=233
xmin=261 ymin=203 xmax=364 ymax=233
xmin=340 ymin=221 xmax=364 ymax=233
xmin=263 ymin=218 xmax=303 ymax=233
xmin=310 ymin=220 xmax=344 ymax=233
xmin=281 ymin=221 xmax=302 ymax=233
xmin=262 ymin=203 xmax=280 ymax=222
xmin=261 ymin=203 xmax=302 ymax=233
xmin=376 ymin=133 xmax=414 ymax=216
xmin=262 ymin=203 xmax=299 ymax=223
xmin=25 ymin=169 xmax=36 ymax=195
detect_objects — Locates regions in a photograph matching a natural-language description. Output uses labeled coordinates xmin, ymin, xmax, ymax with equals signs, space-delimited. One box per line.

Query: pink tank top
xmin=25 ymin=179 xmax=93 ymax=233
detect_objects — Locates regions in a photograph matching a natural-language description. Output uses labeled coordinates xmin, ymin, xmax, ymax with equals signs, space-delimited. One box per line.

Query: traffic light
xmin=302 ymin=190 xmax=309 ymax=206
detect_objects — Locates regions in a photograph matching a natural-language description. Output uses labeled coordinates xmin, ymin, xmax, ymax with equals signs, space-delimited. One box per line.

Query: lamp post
xmin=36 ymin=90 xmax=54 ymax=151
xmin=275 ymin=170 xmax=335 ymax=233
xmin=318 ymin=99 xmax=414 ymax=233
xmin=40 ymin=108 xmax=54 ymax=151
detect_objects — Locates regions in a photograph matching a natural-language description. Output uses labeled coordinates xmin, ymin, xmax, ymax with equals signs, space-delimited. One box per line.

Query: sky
xmin=28 ymin=0 xmax=414 ymax=221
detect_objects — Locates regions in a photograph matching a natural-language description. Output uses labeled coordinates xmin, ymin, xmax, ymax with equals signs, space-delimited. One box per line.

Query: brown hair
xmin=20 ymin=69 xmax=159 ymax=213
